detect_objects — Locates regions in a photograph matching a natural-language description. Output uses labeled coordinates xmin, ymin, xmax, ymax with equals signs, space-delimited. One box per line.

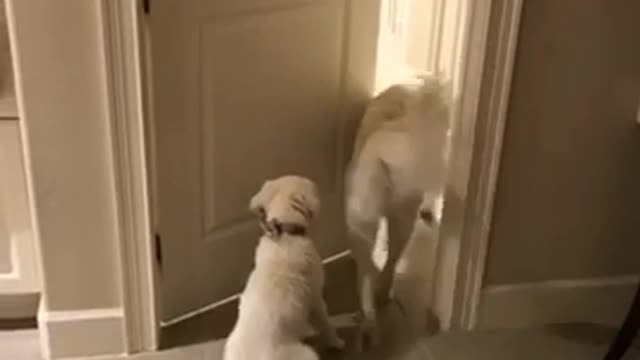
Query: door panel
xmin=200 ymin=4 xmax=342 ymax=243
xmin=149 ymin=0 xmax=378 ymax=321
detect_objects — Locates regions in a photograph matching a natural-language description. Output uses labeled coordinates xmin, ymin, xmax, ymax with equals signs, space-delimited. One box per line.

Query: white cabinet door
xmin=0 ymin=121 xmax=39 ymax=295
xmin=149 ymin=0 xmax=379 ymax=320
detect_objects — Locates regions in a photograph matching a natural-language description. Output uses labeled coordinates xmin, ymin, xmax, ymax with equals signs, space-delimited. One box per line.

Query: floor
xmin=161 ymin=256 xmax=361 ymax=349
xmin=0 ymin=328 xmax=40 ymax=360
xmin=3 ymin=310 xmax=638 ymax=360
xmin=1 ymin=252 xmax=636 ymax=359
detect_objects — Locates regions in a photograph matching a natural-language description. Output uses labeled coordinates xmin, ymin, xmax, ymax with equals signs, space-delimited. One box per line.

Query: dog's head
xmin=249 ymin=175 xmax=320 ymax=237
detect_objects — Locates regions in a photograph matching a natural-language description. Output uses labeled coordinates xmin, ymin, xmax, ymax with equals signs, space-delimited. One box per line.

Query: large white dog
xmin=346 ymin=74 xmax=451 ymax=349
xmin=224 ymin=176 xmax=344 ymax=360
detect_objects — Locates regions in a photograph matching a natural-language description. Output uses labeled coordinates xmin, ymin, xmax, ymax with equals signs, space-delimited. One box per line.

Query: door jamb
xmin=100 ymin=0 xmax=160 ymax=353
xmin=439 ymin=0 xmax=524 ymax=330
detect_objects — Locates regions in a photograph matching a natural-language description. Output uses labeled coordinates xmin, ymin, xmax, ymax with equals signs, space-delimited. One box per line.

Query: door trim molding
xmin=99 ymin=0 xmax=159 ymax=352
xmin=442 ymin=0 xmax=524 ymax=330
xmin=427 ymin=0 xmax=479 ymax=331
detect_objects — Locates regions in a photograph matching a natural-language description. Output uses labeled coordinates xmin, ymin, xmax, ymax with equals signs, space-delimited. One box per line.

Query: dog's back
xmin=352 ymin=74 xmax=448 ymax=157
xmin=347 ymin=74 xmax=450 ymax=217
xmin=224 ymin=234 xmax=321 ymax=360
xmin=345 ymin=74 xmax=450 ymax=349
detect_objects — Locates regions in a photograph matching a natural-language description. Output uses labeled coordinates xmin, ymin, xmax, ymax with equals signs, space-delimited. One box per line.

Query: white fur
xmin=224 ymin=176 xmax=343 ymax=360
xmin=345 ymin=73 xmax=451 ymax=350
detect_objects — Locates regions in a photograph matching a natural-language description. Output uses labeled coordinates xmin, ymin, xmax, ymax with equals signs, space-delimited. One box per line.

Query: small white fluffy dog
xmin=224 ymin=176 xmax=344 ymax=360
xmin=346 ymin=73 xmax=451 ymax=349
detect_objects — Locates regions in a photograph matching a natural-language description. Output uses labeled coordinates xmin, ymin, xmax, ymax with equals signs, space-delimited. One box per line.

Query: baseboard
xmin=476 ymin=275 xmax=640 ymax=330
xmin=58 ymin=340 xmax=219 ymax=360
xmin=38 ymin=306 xmax=127 ymax=359
xmin=160 ymin=250 xmax=357 ymax=349
xmin=0 ymin=293 xmax=39 ymax=319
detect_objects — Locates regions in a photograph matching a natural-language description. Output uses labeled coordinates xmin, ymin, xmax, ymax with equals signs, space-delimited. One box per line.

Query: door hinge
xmin=142 ymin=0 xmax=150 ymax=15
xmin=154 ymin=232 xmax=163 ymax=271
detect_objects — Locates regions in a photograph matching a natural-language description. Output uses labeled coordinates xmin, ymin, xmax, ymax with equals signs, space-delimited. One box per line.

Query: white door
xmin=148 ymin=0 xmax=380 ymax=321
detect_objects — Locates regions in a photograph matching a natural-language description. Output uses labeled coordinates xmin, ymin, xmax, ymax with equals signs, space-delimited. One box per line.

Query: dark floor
xmin=3 ymin=257 xmax=637 ymax=359
xmin=4 ymin=310 xmax=639 ymax=360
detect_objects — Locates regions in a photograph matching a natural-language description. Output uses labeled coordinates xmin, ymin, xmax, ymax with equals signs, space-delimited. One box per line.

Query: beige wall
xmin=485 ymin=0 xmax=640 ymax=286
xmin=8 ymin=0 xmax=123 ymax=311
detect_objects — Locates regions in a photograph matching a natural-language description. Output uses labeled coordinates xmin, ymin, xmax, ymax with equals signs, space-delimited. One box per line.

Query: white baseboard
xmin=476 ymin=275 xmax=639 ymax=330
xmin=38 ymin=306 xmax=127 ymax=360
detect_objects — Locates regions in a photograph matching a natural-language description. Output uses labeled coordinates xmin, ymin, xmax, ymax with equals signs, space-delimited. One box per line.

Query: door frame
xmin=103 ymin=0 xmax=525 ymax=353
xmin=100 ymin=0 xmax=160 ymax=353
xmin=435 ymin=0 xmax=524 ymax=330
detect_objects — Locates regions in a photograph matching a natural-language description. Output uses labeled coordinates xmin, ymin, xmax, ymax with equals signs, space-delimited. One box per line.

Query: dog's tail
xmin=409 ymin=73 xmax=452 ymax=133
xmin=273 ymin=343 xmax=319 ymax=360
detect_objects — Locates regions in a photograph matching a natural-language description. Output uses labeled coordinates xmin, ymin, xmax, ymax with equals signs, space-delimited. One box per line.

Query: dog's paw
xmin=326 ymin=335 xmax=345 ymax=351
xmin=355 ymin=318 xmax=379 ymax=352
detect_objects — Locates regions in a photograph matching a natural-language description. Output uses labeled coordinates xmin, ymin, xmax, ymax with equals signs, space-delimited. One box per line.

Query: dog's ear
xmin=294 ymin=181 xmax=320 ymax=221
xmin=249 ymin=180 xmax=273 ymax=217
xmin=306 ymin=182 xmax=321 ymax=218
xmin=250 ymin=181 xmax=273 ymax=233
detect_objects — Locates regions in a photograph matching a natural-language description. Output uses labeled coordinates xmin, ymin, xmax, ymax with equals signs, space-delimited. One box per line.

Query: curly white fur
xmin=224 ymin=176 xmax=343 ymax=360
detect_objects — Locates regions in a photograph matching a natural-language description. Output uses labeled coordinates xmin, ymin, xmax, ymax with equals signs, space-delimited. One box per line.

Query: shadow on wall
xmin=0 ymin=1 xmax=13 ymax=98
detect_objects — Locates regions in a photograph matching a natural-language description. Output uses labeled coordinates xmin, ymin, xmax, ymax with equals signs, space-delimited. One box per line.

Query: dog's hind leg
xmin=346 ymin=192 xmax=383 ymax=351
xmin=346 ymin=202 xmax=381 ymax=351
xmin=346 ymin=156 xmax=390 ymax=351
xmin=375 ymin=196 xmax=421 ymax=308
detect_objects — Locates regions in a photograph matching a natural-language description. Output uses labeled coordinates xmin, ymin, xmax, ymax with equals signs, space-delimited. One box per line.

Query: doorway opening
xmin=139 ymin=0 xmax=487 ymax=351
